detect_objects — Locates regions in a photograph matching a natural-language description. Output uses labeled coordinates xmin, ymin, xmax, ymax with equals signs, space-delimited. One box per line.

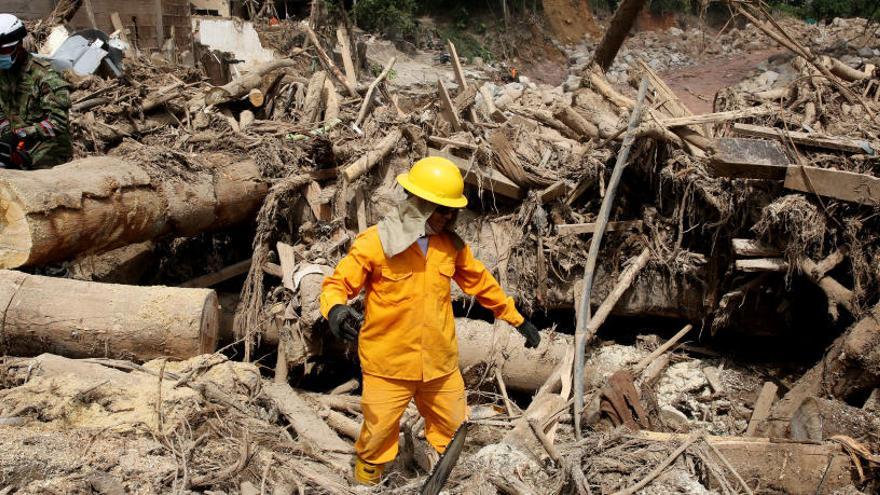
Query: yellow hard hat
xmin=396 ymin=156 xmax=468 ymax=208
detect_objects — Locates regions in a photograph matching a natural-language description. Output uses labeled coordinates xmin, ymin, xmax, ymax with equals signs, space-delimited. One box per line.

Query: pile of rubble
xmin=1 ymin=1 xmax=880 ymax=493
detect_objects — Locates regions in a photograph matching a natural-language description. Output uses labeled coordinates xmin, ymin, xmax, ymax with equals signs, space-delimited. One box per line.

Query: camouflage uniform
xmin=0 ymin=55 xmax=72 ymax=169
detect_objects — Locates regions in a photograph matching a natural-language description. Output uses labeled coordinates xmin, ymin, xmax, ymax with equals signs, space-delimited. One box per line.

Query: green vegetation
xmin=351 ymin=0 xmax=419 ymax=39
xmin=769 ymin=0 xmax=880 ymax=21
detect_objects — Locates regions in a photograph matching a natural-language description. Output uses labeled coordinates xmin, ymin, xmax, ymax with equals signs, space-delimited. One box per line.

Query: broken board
xmin=427 ymin=147 xmax=522 ymax=199
xmin=708 ymin=137 xmax=789 ymax=179
xmin=784 ymin=165 xmax=880 ymax=206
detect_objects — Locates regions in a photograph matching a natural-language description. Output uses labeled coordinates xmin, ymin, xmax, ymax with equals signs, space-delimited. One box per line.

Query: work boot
xmin=353 ymin=456 xmax=384 ymax=485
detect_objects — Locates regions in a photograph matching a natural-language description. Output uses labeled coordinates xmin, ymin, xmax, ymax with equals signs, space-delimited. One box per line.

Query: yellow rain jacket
xmin=320 ymin=226 xmax=524 ymax=381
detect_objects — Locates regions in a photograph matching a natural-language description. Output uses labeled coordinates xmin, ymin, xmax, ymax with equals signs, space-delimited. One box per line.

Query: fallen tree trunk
xmin=201 ymin=56 xmax=300 ymax=109
xmin=791 ymin=396 xmax=880 ymax=445
xmin=0 ymin=154 xmax=266 ymax=268
xmin=0 ymin=270 xmax=219 ymax=361
xmin=766 ymin=304 xmax=880 ymax=437
xmin=457 ymin=318 xmax=571 ymax=392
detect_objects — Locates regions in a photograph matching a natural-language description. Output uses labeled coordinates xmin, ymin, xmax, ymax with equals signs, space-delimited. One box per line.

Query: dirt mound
xmin=541 ymin=0 xmax=600 ymax=43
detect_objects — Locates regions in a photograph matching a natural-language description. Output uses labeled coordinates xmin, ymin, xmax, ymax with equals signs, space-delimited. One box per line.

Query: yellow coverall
xmin=320 ymin=226 xmax=524 ymax=464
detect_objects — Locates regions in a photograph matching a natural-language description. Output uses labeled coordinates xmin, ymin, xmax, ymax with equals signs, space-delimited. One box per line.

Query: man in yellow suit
xmin=320 ymin=156 xmax=541 ymax=485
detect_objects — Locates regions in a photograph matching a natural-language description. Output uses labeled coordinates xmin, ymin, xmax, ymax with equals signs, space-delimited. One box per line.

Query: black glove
xmin=0 ymin=132 xmax=30 ymax=169
xmin=328 ymin=304 xmax=363 ymax=341
xmin=516 ymin=320 xmax=541 ymax=348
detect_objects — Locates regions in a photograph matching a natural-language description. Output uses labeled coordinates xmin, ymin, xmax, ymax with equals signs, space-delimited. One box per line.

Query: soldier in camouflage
xmin=0 ymin=13 xmax=71 ymax=169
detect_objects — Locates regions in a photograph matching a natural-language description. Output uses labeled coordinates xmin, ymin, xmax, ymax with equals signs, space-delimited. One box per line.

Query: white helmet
xmin=0 ymin=14 xmax=26 ymax=49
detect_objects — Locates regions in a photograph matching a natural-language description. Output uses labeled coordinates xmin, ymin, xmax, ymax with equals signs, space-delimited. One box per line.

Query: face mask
xmin=0 ymin=54 xmax=14 ymax=70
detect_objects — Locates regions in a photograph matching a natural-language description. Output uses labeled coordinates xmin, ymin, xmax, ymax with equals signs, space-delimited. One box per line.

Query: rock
xmin=668 ymin=27 xmax=684 ymax=37
xmin=657 ymin=361 xmax=709 ymax=408
xmin=472 ymin=56 xmax=484 ymax=67
xmin=659 ymin=406 xmax=690 ymax=430
xmin=858 ymin=47 xmax=874 ymax=58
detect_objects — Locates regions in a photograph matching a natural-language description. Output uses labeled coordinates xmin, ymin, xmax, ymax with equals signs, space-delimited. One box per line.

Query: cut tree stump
xmin=0 ymin=154 xmax=266 ymax=268
xmin=0 ymin=270 xmax=219 ymax=361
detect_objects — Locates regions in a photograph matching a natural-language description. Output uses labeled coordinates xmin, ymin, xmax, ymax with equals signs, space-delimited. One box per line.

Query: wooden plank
xmin=538 ymin=180 xmax=569 ymax=204
xmin=83 ymin=0 xmax=99 ymax=29
xmin=178 ymin=259 xmax=251 ymax=288
xmin=110 ymin=12 xmax=131 ymax=51
xmin=335 ymin=25 xmax=357 ymax=85
xmin=153 ymin=0 xmax=164 ymax=49
xmin=784 ymin=165 xmax=880 ymax=206
xmin=437 ymin=80 xmax=461 ymax=131
xmin=446 ymin=40 xmax=478 ymax=122
xmin=557 ymin=220 xmax=643 ymax=236
xmin=427 ymin=135 xmax=477 ymax=150
xmin=710 ymin=136 xmax=790 ymax=180
xmin=305 ymin=181 xmax=332 ymax=222
xmin=277 ymin=241 xmax=296 ymax=292
xmin=427 ymin=147 xmax=522 ymax=199
xmin=354 ymin=187 xmax=367 ymax=233
xmin=735 ymin=258 xmax=788 ymax=273
xmin=703 ymin=366 xmax=724 ymax=394
xmin=732 ymin=122 xmax=873 ymax=154
xmin=732 ymin=238 xmax=781 ymax=257
xmin=707 ymin=160 xmax=789 ymax=180
xmin=263 ymin=382 xmax=352 ymax=453
xmin=746 ymin=382 xmax=778 ymax=436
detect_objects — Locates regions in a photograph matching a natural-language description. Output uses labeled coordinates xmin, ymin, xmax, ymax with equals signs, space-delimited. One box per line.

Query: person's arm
xmin=452 ymin=244 xmax=524 ymax=327
xmin=15 ymin=69 xmax=70 ymax=156
xmin=320 ymin=232 xmax=375 ymax=319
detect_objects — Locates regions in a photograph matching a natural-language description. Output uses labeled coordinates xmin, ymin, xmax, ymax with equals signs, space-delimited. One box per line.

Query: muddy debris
xmin=0 ymin=1 xmax=879 ymax=494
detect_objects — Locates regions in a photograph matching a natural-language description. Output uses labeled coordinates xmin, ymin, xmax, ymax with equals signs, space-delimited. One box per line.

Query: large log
xmin=0 ymin=154 xmax=266 ymax=268
xmin=0 ymin=270 xmax=219 ymax=361
xmin=766 ymin=304 xmax=880 ymax=437
xmin=457 ymin=318 xmax=571 ymax=392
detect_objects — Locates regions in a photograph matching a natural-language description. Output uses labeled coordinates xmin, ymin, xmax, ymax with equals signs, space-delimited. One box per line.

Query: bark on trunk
xmin=591 ymin=0 xmax=650 ymax=72
xmin=790 ymin=396 xmax=880 ymax=445
xmin=0 ymin=154 xmax=266 ymax=268
xmin=457 ymin=318 xmax=572 ymax=392
xmin=766 ymin=304 xmax=880 ymax=437
xmin=0 ymin=270 xmax=219 ymax=361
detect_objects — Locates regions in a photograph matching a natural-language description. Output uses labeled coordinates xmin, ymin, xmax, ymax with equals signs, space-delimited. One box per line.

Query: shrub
xmin=352 ymin=0 xmax=419 ymax=39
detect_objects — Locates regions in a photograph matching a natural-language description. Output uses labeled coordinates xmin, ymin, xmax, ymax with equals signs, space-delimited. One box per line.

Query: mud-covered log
xmin=766 ymin=304 xmax=880 ymax=437
xmin=791 ymin=396 xmax=880 ymax=444
xmin=0 ymin=270 xmax=219 ymax=361
xmin=0 ymin=154 xmax=266 ymax=268
xmin=457 ymin=318 xmax=571 ymax=392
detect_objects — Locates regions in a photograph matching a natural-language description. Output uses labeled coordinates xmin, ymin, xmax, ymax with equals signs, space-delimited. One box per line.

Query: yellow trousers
xmin=356 ymin=370 xmax=466 ymax=465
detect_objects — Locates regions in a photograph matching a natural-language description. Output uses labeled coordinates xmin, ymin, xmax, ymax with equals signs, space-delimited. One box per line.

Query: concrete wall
xmin=192 ymin=16 xmax=274 ymax=73
xmin=191 ymin=0 xmax=232 ymax=17
xmin=9 ymin=0 xmax=193 ymax=52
